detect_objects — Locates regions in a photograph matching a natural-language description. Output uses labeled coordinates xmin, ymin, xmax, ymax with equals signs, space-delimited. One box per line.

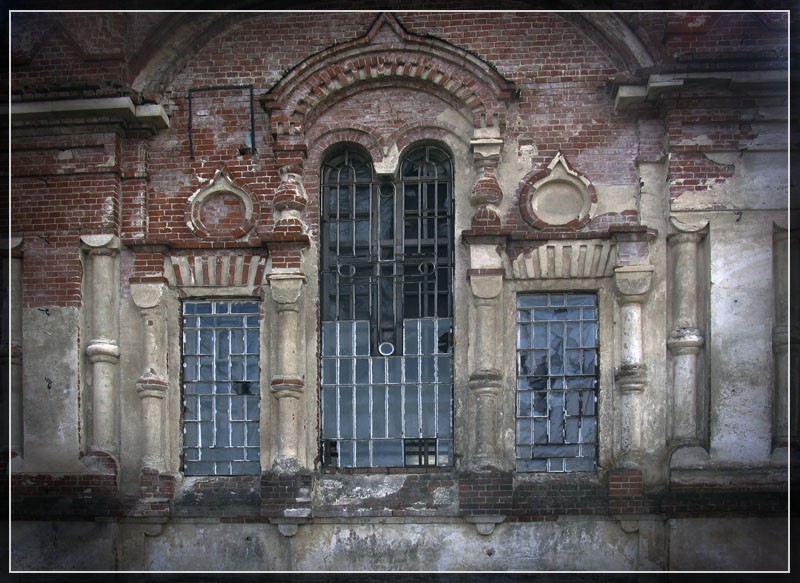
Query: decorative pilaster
xmin=613 ymin=265 xmax=654 ymax=469
xmin=267 ymin=273 xmax=307 ymax=472
xmin=666 ymin=219 xmax=708 ymax=463
xmin=7 ymin=238 xmax=24 ymax=459
xmin=771 ymin=225 xmax=790 ymax=458
xmin=131 ymin=283 xmax=169 ymax=472
xmin=81 ymin=235 xmax=120 ymax=458
xmin=467 ymin=271 xmax=504 ymax=468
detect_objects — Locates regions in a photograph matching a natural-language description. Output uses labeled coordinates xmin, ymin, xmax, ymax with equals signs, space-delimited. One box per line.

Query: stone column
xmin=666 ymin=224 xmax=707 ymax=456
xmin=267 ymin=273 xmax=306 ymax=472
xmin=771 ymin=225 xmax=789 ymax=454
xmin=614 ymin=265 xmax=653 ymax=468
xmin=82 ymin=235 xmax=120 ymax=457
xmin=131 ymin=283 xmax=169 ymax=471
xmin=467 ymin=272 xmax=504 ymax=467
xmin=7 ymin=238 xmax=23 ymax=458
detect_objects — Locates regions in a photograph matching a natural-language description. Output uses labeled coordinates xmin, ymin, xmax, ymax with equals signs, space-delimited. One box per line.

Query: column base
xmin=669 ymin=444 xmax=710 ymax=468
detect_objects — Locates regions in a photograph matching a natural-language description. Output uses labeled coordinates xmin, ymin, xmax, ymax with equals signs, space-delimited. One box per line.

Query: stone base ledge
xmin=669 ymin=465 xmax=788 ymax=489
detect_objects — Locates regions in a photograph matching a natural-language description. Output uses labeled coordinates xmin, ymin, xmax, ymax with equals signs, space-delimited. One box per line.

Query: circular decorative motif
xmin=187 ymin=172 xmax=257 ymax=239
xmin=518 ymin=154 xmax=597 ymax=230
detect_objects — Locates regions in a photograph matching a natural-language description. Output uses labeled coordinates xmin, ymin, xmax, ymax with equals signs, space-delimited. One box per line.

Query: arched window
xmin=320 ymin=144 xmax=454 ymax=468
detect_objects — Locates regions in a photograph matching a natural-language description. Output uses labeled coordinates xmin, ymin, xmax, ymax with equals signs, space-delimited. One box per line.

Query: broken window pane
xmin=516 ymin=292 xmax=598 ymax=472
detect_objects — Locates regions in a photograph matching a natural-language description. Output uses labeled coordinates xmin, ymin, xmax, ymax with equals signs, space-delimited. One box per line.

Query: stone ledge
xmin=10 ymin=97 xmax=170 ymax=129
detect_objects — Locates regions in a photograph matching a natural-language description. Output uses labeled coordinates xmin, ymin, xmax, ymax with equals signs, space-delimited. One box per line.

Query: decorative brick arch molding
xmin=262 ymin=12 xmax=515 ymax=138
xmin=261 ymin=11 xmax=517 ymax=235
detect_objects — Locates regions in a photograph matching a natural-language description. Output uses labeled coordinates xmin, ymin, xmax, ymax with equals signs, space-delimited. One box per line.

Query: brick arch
xmin=305 ymin=128 xmax=384 ymax=181
xmin=306 ymin=124 xmax=384 ymax=165
xmin=390 ymin=125 xmax=470 ymax=163
xmin=261 ymin=12 xmax=516 ymax=140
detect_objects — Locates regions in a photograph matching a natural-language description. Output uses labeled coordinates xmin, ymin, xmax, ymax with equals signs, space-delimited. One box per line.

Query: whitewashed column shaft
xmin=468 ymin=274 xmax=503 ymax=464
xmin=83 ymin=238 xmax=120 ymax=455
xmin=268 ymin=274 xmax=306 ymax=467
xmin=667 ymin=231 xmax=705 ymax=446
xmin=614 ymin=265 xmax=653 ymax=466
xmin=131 ymin=284 xmax=169 ymax=472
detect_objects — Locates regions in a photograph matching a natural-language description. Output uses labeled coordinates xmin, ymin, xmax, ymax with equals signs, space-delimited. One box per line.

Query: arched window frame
xmin=319 ymin=143 xmax=455 ymax=468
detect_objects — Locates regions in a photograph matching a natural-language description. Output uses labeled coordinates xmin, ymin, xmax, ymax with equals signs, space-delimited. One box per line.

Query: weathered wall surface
xmin=9 ymin=7 xmax=792 ymax=572
xmin=9 ymin=515 xmax=789 ymax=571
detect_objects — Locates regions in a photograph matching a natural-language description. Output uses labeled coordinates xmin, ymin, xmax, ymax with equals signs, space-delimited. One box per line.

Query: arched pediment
xmin=260 ymin=12 xmax=516 ymax=139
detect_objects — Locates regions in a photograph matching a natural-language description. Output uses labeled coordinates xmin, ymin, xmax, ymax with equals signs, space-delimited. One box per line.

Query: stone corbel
xmin=267 ymin=273 xmax=307 ymax=472
xmin=465 ymin=514 xmax=506 ymax=536
xmin=81 ymin=234 xmax=121 ymax=459
xmin=269 ymin=517 xmax=309 ymax=537
xmin=613 ymin=265 xmax=653 ymax=469
xmin=131 ymin=283 xmax=169 ymax=472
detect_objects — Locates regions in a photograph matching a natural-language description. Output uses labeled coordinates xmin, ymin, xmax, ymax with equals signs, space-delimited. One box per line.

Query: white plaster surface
xmin=707 ymin=214 xmax=775 ymax=463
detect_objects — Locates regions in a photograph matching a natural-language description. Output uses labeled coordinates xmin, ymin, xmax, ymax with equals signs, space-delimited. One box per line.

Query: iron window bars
xmin=320 ymin=145 xmax=454 ymax=468
xmin=516 ymin=293 xmax=599 ymax=472
xmin=182 ymin=300 xmax=261 ymax=475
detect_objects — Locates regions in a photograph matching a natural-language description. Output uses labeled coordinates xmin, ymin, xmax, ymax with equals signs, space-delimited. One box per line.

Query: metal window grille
xmin=320 ymin=145 xmax=454 ymax=468
xmin=515 ymin=293 xmax=598 ymax=472
xmin=182 ymin=300 xmax=261 ymax=475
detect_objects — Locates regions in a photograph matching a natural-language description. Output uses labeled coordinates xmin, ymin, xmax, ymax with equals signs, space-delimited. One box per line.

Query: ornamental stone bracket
xmin=269 ymin=517 xmax=309 ymax=538
xmin=465 ymin=514 xmax=506 ymax=536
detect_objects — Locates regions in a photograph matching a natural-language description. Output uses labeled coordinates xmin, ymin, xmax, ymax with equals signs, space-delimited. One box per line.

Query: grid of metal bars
xmin=515 ymin=293 xmax=598 ymax=472
xmin=182 ymin=300 xmax=261 ymax=475
xmin=320 ymin=145 xmax=454 ymax=467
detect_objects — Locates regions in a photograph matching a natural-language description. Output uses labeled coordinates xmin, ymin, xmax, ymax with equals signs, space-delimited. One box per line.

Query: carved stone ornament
xmin=186 ymin=170 xmax=257 ymax=239
xmin=518 ymin=152 xmax=597 ymax=230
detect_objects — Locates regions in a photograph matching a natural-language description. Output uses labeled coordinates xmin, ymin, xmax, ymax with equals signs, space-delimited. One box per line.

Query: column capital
xmin=131 ymin=282 xmax=168 ymax=310
xmin=468 ymin=271 xmax=503 ymax=299
xmin=267 ymin=273 xmax=306 ymax=305
xmin=668 ymin=216 xmax=708 ymax=237
xmin=80 ymin=234 xmax=120 ymax=251
xmin=614 ymin=265 xmax=653 ymax=301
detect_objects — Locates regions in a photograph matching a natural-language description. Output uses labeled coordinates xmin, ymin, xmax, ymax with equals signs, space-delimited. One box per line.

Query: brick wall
xmin=10 ymin=467 xmax=789 ymax=521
